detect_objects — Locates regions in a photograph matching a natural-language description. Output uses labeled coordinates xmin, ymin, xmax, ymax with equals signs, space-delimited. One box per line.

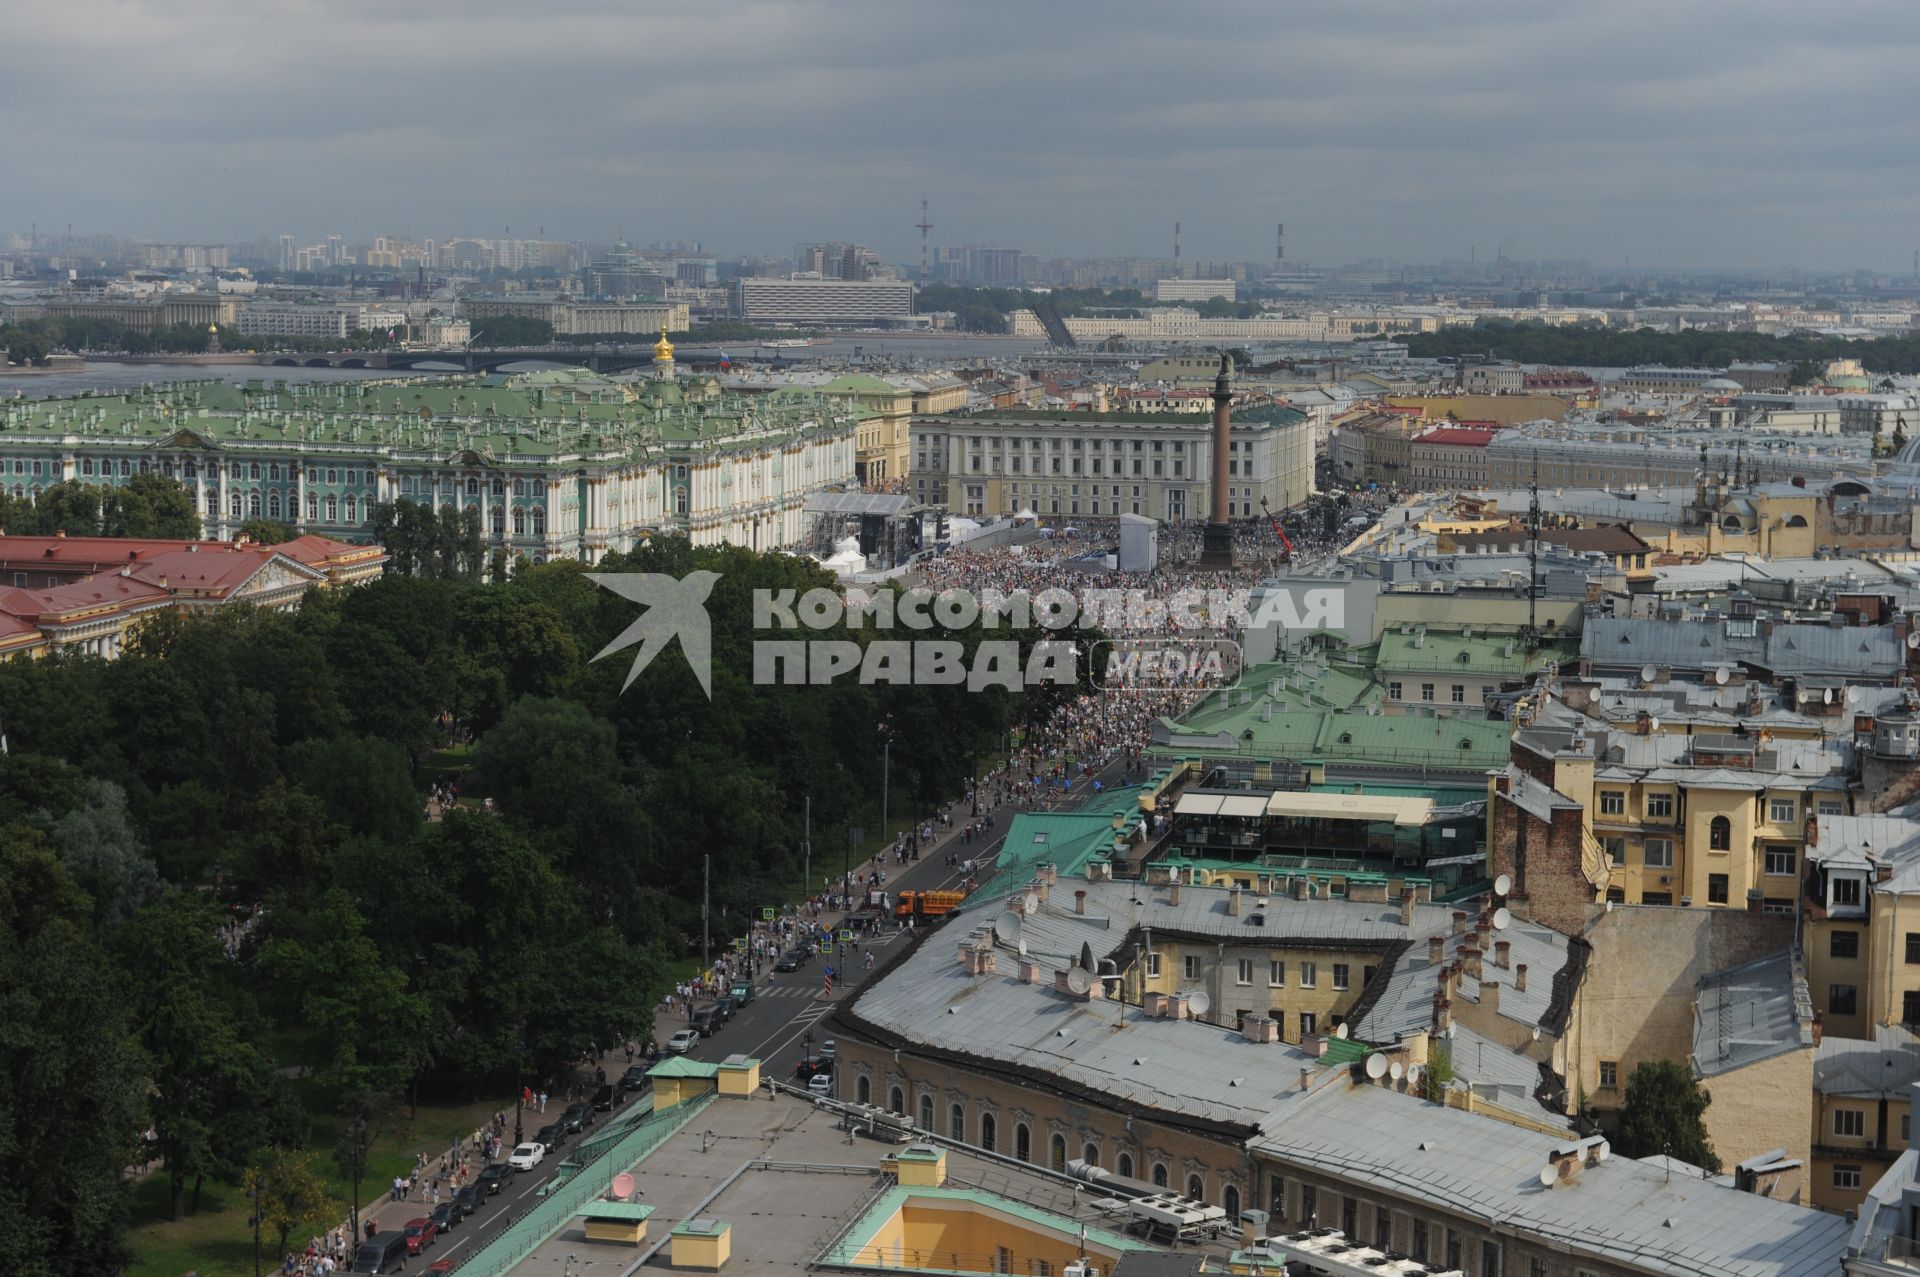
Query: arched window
xmin=512 ymin=508 xmax=526 ymax=536
xmin=205 ymin=491 xmax=218 ymax=515
xmin=888 ymin=1086 xmax=904 ymax=1116
xmin=248 ymin=492 xmax=261 ymax=517
xmin=344 ymin=496 xmax=357 ymax=522
xmin=1049 ymin=1135 xmax=1066 ymax=1172
xmin=466 ymin=478 xmax=479 ymax=496
xmin=1710 ymin=815 xmax=1731 ymax=850
xmin=325 ymin=497 xmax=338 ymax=522
xmin=532 ymin=509 xmax=546 ymax=535
xmin=514 ymin=478 xmax=526 ymax=497
xmin=1116 ymin=1152 xmax=1134 ymax=1179
xmin=855 ymin=1076 xmax=871 ymax=1105
xmin=675 ymin=486 xmax=689 ymax=516
xmin=490 ymin=506 xmax=504 ymax=534
xmin=267 ymin=464 xmax=278 ymax=481
xmin=268 ymin=492 xmax=281 ymax=519
xmin=950 ymin=1104 xmax=965 ymax=1141
xmin=306 ymin=494 xmax=318 ymax=521
xmin=1015 ymin=1123 xmax=1031 ymax=1163
xmin=1224 ymin=1184 xmax=1241 ymax=1221
xmin=980 ymin=1113 xmax=996 ymax=1153
xmin=230 ymin=493 xmax=242 ymax=518
xmin=249 ymin=463 xmax=261 ymax=480
xmin=81 ymin=458 xmax=94 ymax=477
xmin=1186 ymin=1173 xmax=1205 ymax=1202
xmin=918 ymin=1094 xmax=934 ymax=1131
xmin=1151 ymin=1163 xmax=1168 ymax=1189
xmin=492 ymin=479 xmax=504 ymax=495
xmin=120 ymin=460 xmax=131 ymax=477
xmin=1082 ymin=1143 xmax=1099 ymax=1168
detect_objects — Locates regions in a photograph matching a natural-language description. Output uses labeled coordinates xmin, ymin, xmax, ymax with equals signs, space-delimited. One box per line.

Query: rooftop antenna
xmin=915 ymin=197 xmax=934 ymax=282
xmin=1174 ymin=221 xmax=1181 ymax=261
xmin=1276 ymin=222 xmax=1284 ymax=265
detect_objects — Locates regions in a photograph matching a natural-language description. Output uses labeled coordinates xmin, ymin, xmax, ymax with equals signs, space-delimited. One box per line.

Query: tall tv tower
xmin=915 ymin=197 xmax=934 ymax=282
xmin=1276 ymin=222 xmax=1285 ymax=265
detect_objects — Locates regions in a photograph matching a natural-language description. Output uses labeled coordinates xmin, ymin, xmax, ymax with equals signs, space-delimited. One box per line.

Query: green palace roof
xmin=0 ymin=371 xmax=873 ymax=465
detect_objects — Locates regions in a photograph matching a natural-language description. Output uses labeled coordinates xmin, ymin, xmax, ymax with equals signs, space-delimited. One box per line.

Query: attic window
xmin=1459 ymin=739 xmax=1475 ymax=749
xmin=1458 ymin=651 xmax=1473 ymax=663
xmin=1339 ymin=732 xmax=1353 ymax=744
xmin=1242 ymin=729 xmax=1255 ymax=741
xmin=1617 ymin=634 xmax=1630 ymax=644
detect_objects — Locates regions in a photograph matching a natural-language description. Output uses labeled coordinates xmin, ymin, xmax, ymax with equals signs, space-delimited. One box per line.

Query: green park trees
xmin=1613 ymin=1059 xmax=1721 ymax=1173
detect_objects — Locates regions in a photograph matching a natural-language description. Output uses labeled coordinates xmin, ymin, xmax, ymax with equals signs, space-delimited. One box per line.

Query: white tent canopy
xmin=1013 ymin=508 xmax=1039 ymax=522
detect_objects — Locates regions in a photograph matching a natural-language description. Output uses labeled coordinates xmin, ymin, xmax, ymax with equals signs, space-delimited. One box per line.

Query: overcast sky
xmin=4 ymin=0 xmax=1916 ymax=272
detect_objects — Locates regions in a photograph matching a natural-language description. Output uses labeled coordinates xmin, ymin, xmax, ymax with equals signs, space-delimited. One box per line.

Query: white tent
xmin=819 ymin=545 xmax=868 ymax=577
xmin=947 ymin=516 xmax=984 ymax=544
xmin=1012 ymin=508 xmax=1039 ymax=522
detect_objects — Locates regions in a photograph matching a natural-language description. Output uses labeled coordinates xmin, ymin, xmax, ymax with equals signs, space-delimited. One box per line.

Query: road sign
xmin=839 ymin=929 xmax=854 ymax=942
xmin=824 ymin=965 xmax=835 ymax=979
xmin=760 ymin=907 xmax=774 ymax=921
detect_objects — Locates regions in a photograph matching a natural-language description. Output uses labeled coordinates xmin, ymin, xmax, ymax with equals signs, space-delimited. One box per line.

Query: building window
xmin=1600 ymin=791 xmax=1626 ymax=816
xmin=1834 ymin=1165 xmax=1862 ymax=1191
xmin=855 ymin=1076 xmax=870 ymax=1104
xmin=1819 ymin=800 xmax=1845 ymax=816
xmin=1299 ymin=1011 xmax=1317 ymax=1036
xmin=1708 ymin=874 xmax=1728 ymax=905
xmin=1299 ymin=962 xmax=1317 ymax=989
xmin=1420 ymin=683 xmax=1435 ymax=702
xmin=1482 ymin=1240 xmax=1501 ymax=1277
xmin=306 ymin=494 xmax=317 ymax=521
xmin=1907 ymin=933 xmax=1920 ymax=965
xmin=1834 ymin=877 xmax=1863 ymax=908
xmin=1299 ymin=1184 xmax=1317 ymax=1225
xmin=1332 ymin=964 xmax=1350 ymax=991
xmin=1832 ymin=931 xmax=1860 ymax=960
xmin=1082 ymin=1142 xmax=1100 ymax=1168
xmin=1376 ymin=1205 xmax=1393 ymax=1248
xmin=1451 ymin=684 xmax=1466 ymax=704
xmin=1151 ymin=1162 xmax=1168 ymax=1188
xmin=1765 ymin=845 xmax=1796 ymax=877
xmin=1599 ymin=1060 xmax=1618 ymax=1088
xmin=1270 ymin=1175 xmax=1287 ymax=1222
xmin=980 ymin=1113 xmax=996 ymax=1152
xmin=1050 ymin=1134 xmax=1066 ymax=1172
xmin=1603 ymin=837 xmax=1626 ymax=866
xmin=1769 ymin=797 xmax=1797 ymax=824
xmin=247 ymin=492 xmax=261 ymax=517
xmin=1235 ymin=959 xmax=1253 ymax=986
xmin=1830 ymin=985 xmax=1859 ymax=1017
xmin=1647 ymin=793 xmax=1674 ymax=819
xmin=1015 ymin=1123 xmax=1031 ymax=1162
xmin=1388 ymin=681 xmax=1403 ymax=700
xmin=1117 ymin=1152 xmax=1134 ymax=1178
xmin=1709 ymin=816 xmax=1731 ymax=850
xmin=1644 ymin=839 xmax=1673 ymax=868
xmin=995 ymin=1247 xmax=1012 ymax=1275
xmin=1184 ymin=954 xmax=1201 ymax=980
xmin=1835 ymin=1109 xmax=1866 ymax=1138
xmin=325 ymin=497 xmax=337 ymax=522
xmin=1903 ymin=991 xmax=1920 ymax=1026
xmin=1530 ymin=1260 xmax=1548 ymax=1277
xmin=1186 ymin=1174 xmax=1204 ymax=1202
xmin=1145 ymin=954 xmax=1162 ymax=979
xmin=1269 ymin=961 xmax=1285 ymax=987
xmin=950 ymin=1103 xmax=965 ymax=1140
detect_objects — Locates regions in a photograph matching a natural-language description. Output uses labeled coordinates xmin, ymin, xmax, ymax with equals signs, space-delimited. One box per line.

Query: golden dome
xmin=652 ymin=325 xmax=674 ymax=361
xmin=208 ymin=323 xmax=219 ymax=333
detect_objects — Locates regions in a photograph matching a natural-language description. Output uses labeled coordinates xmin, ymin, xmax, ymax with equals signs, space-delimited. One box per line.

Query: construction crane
xmin=915 ymin=198 xmax=934 ymax=282
xmin=1259 ymin=496 xmax=1295 ymax=563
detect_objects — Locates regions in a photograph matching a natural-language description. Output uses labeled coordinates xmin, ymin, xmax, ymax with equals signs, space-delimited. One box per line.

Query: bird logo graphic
xmin=586 ymin=570 xmax=721 ymax=698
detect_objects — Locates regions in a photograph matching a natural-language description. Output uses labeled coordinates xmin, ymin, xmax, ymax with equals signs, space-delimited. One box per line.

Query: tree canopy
xmin=1403 ymin=318 xmax=1920 ymax=377
xmin=1612 ymin=1059 xmax=1720 ymax=1172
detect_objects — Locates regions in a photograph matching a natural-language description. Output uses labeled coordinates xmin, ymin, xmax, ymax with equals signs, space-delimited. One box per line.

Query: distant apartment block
xmin=1154 ymin=278 xmax=1236 ymax=302
xmin=735 ymin=278 xmax=915 ymax=324
xmin=461 ymin=296 xmax=690 ymax=336
xmin=236 ymin=304 xmax=409 ymax=339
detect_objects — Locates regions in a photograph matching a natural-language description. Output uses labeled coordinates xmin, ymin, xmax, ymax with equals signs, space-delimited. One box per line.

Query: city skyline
xmin=3 ymin=0 xmax=1916 ymax=274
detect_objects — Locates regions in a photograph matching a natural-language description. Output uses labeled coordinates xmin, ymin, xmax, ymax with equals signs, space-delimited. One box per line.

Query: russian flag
xmin=718 ymin=350 xmax=732 ymax=368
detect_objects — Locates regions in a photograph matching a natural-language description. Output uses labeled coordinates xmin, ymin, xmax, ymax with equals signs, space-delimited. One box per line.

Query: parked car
xmin=690 ymin=1002 xmax=726 ymax=1035
xmin=793 ymin=1055 xmax=830 ymax=1080
xmin=559 ymin=1102 xmax=593 ymax=1133
xmin=592 ymin=1083 xmax=616 ymax=1111
xmin=808 ymin=1072 xmax=833 ymax=1095
xmin=453 ymin=1184 xmax=482 ymax=1217
xmin=351 ymin=1231 xmax=410 ymax=1274
xmin=821 ymin=1039 xmax=836 ymax=1062
xmin=427 ymin=1263 xmax=456 ymax=1276
xmin=620 ymin=1064 xmax=651 ymax=1091
xmin=535 ymin=1123 xmax=564 ymax=1154
xmin=666 ymin=1028 xmax=700 ymax=1054
xmin=729 ymin=981 xmax=754 ymax=1008
xmin=508 ymin=1141 xmax=545 ymax=1170
xmin=403 ymin=1216 xmax=438 ymax=1254
xmin=774 ymin=949 xmax=808 ymax=972
xmin=477 ymin=1163 xmax=515 ymax=1195
xmin=429 ymin=1201 xmax=459 ymax=1235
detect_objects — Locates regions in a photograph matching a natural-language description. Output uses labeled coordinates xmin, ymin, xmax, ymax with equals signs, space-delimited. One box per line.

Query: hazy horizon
xmin=4 ymin=0 xmax=1917 ymax=274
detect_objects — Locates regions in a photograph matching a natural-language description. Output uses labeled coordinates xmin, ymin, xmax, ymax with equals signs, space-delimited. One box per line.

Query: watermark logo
xmin=1091 ymin=638 xmax=1242 ymax=691
xmin=587 ymin=571 xmax=719 ymax=697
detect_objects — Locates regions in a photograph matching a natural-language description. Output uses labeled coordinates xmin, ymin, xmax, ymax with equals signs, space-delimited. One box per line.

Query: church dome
xmin=652 ymin=326 xmax=675 ymax=362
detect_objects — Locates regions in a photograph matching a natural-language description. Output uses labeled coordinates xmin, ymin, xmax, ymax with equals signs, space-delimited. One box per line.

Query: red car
xmin=426 ymin=1263 xmax=455 ymax=1276
xmin=404 ymin=1216 xmax=438 ymax=1255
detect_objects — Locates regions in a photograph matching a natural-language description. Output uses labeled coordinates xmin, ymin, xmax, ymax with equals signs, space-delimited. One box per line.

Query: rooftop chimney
xmin=1515 ymin=963 xmax=1528 ymax=994
xmin=1399 ymin=887 xmax=1417 ymax=927
xmin=1075 ymin=889 xmax=1087 ymax=915
xmin=1038 ymin=862 xmax=1058 ymax=887
xmin=1461 ymin=944 xmax=1483 ymax=980
xmin=1029 ymin=877 xmax=1049 ymax=905
xmin=1427 ymin=934 xmax=1446 ymax=966
xmin=1018 ymin=958 xmax=1042 ymax=984
xmin=1494 ymin=939 xmax=1511 ymax=970
xmin=1228 ymin=886 xmax=1242 ymax=917
xmin=1299 ymin=1066 xmax=1312 ymax=1093
xmin=1452 ymin=910 xmax=1469 ymax=936
xmin=1293 ymin=876 xmax=1309 ymax=901
xmin=1481 ymin=979 xmax=1500 ymax=1018
xmin=1241 ymin=1015 xmax=1281 ymax=1044
xmin=1168 ymin=880 xmax=1182 ymax=906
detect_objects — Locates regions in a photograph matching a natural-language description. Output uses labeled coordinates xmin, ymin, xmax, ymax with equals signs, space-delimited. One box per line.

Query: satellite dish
xmin=1640 ymin=663 xmax=1657 ymax=683
xmin=1017 ymin=938 xmax=1029 ymax=957
xmin=611 ymin=1172 xmax=636 ymax=1201
xmin=1909 ymin=632 xmax=1920 ymax=651
xmin=1715 ymin=666 xmax=1730 ymax=685
xmin=1492 ymin=907 xmax=1512 ymax=930
xmin=1364 ymin=1053 xmax=1389 ymax=1080
xmin=1334 ymin=1023 xmax=1350 ymax=1039
xmin=1187 ymin=990 xmax=1212 ymax=1017
xmin=1823 ymin=687 xmax=1836 ymax=704
xmin=1066 ymin=967 xmax=1092 ymax=995
xmin=1648 ymin=716 xmax=1660 ymax=732
xmin=1847 ymin=686 xmax=1861 ymax=704
xmin=1406 ymin=1064 xmax=1423 ymax=1088
xmin=1594 ymin=1143 xmax=1610 ymax=1163
xmin=1493 ymin=873 xmax=1513 ymax=897
xmin=1389 ymin=1061 xmax=1406 ymax=1082
xmin=1021 ymin=893 xmax=1038 ymax=916
xmin=1538 ymin=1165 xmax=1558 ymax=1188
xmin=993 ymin=912 xmax=1024 ymax=945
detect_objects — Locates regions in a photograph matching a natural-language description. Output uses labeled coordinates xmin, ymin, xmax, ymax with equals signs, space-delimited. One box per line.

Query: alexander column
xmin=1198 ymin=352 xmax=1235 ymax=568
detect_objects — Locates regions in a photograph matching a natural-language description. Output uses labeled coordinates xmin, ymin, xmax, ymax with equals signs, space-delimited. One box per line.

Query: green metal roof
xmin=1154 ymin=708 xmax=1511 ymax=771
xmin=578 ymin=1200 xmax=655 ymax=1221
xmin=0 ymin=371 xmax=872 ymax=465
xmin=1375 ymin=631 xmax=1577 ymax=678
xmin=647 ymin=1057 xmax=720 ymax=1079
xmin=1321 ymin=1037 xmax=1373 ymax=1065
